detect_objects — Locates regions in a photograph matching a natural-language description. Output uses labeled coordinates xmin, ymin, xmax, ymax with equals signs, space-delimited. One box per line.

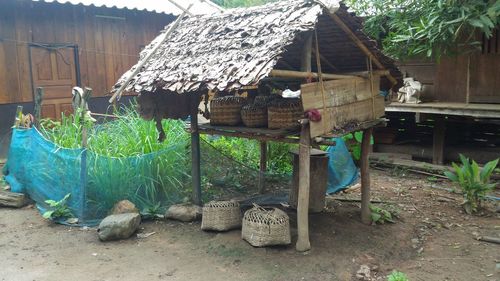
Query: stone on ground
xmin=97 ymin=213 xmax=141 ymax=241
xmin=110 ymin=200 xmax=139 ymax=215
xmin=165 ymin=203 xmax=202 ymax=222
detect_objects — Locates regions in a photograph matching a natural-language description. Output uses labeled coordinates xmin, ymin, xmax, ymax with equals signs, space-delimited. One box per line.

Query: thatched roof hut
xmin=113 ymin=0 xmax=400 ymax=95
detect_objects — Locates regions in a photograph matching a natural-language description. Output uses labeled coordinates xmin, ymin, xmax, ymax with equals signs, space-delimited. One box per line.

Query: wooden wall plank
xmin=309 ymin=96 xmax=385 ymax=137
xmin=301 ymin=77 xmax=379 ymax=110
xmin=434 ymin=55 xmax=468 ymax=103
xmin=15 ymin=2 xmax=33 ymax=102
xmin=0 ymin=4 xmax=21 ymax=104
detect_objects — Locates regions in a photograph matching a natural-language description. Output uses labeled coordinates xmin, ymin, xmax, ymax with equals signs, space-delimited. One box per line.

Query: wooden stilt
xmin=360 ymin=128 xmax=373 ymax=225
xmin=258 ymin=141 xmax=267 ymax=194
xmin=296 ymin=120 xmax=311 ymax=252
xmin=191 ymin=107 xmax=202 ymax=206
xmin=432 ymin=115 xmax=446 ymax=165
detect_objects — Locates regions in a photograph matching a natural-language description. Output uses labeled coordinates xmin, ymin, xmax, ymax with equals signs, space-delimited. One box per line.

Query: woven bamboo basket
xmin=241 ymin=104 xmax=267 ymax=127
xmin=201 ymin=201 xmax=241 ymax=231
xmin=210 ymin=96 xmax=246 ymax=126
xmin=267 ymin=98 xmax=303 ymax=129
xmin=242 ymin=205 xmax=291 ymax=247
xmin=254 ymin=95 xmax=280 ymax=106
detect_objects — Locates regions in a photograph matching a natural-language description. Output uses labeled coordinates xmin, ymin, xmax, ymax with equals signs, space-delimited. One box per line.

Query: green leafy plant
xmin=345 ymin=0 xmax=500 ymax=59
xmin=141 ymin=202 xmax=163 ymax=220
xmin=370 ymin=205 xmax=395 ymax=224
xmin=42 ymin=193 xmax=75 ymax=221
xmin=388 ymin=270 xmax=409 ymax=281
xmin=444 ymin=154 xmax=498 ymax=214
xmin=343 ymin=132 xmax=373 ymax=161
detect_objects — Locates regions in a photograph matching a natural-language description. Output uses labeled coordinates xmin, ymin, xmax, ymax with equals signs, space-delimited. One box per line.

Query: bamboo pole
xmin=168 ymin=0 xmax=193 ymax=16
xmin=329 ymin=14 xmax=398 ymax=85
xmin=191 ymin=105 xmax=202 ymax=206
xmin=360 ymin=128 xmax=373 ymax=225
xmin=269 ymin=69 xmax=360 ymax=80
xmin=301 ymin=33 xmax=313 ymax=72
xmin=258 ymin=141 xmax=267 ymax=194
xmin=296 ymin=119 xmax=311 ymax=252
xmin=109 ymin=4 xmax=194 ymax=103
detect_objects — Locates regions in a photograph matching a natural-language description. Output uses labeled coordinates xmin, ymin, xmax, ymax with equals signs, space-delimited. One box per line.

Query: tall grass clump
xmin=39 ymin=103 xmax=191 ymax=218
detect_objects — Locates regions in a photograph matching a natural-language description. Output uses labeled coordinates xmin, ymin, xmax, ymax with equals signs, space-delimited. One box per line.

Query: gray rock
xmin=97 ymin=213 xmax=141 ymax=241
xmin=110 ymin=200 xmax=139 ymax=215
xmin=165 ymin=204 xmax=202 ymax=222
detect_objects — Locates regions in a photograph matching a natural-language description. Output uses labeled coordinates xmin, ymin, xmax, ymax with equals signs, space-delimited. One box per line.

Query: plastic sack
xmin=326 ymin=137 xmax=359 ymax=194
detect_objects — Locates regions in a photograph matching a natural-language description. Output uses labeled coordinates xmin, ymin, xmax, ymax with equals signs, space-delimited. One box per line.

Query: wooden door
xmin=30 ymin=46 xmax=77 ymax=119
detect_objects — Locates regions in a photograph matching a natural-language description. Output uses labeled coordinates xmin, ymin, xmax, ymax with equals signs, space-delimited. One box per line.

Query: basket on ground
xmin=241 ymin=104 xmax=267 ymax=127
xmin=201 ymin=200 xmax=241 ymax=231
xmin=267 ymin=98 xmax=303 ymax=129
xmin=241 ymin=205 xmax=291 ymax=247
xmin=210 ymin=96 xmax=246 ymax=126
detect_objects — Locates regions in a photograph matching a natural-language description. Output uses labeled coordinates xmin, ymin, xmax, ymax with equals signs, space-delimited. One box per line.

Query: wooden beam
xmin=258 ymin=141 xmax=267 ymax=194
xmin=329 ymin=13 xmax=398 ymax=85
xmin=360 ymin=128 xmax=373 ymax=225
xmin=301 ymin=33 xmax=313 ymax=72
xmin=191 ymin=109 xmax=202 ymax=206
xmin=432 ymin=115 xmax=446 ymax=165
xmin=167 ymin=0 xmax=193 ymax=16
xmin=270 ymin=69 xmax=360 ymax=80
xmin=296 ymin=120 xmax=311 ymax=252
xmin=0 ymin=191 xmax=26 ymax=208
xmin=198 ymin=0 xmax=225 ymax=12
xmin=312 ymin=48 xmax=339 ymax=72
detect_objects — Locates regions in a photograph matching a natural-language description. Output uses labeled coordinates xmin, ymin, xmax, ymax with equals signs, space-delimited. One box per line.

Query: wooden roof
xmin=113 ymin=0 xmax=401 ymax=94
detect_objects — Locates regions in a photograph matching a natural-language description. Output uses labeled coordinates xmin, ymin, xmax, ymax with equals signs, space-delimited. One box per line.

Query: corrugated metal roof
xmin=31 ymin=0 xmax=219 ymax=15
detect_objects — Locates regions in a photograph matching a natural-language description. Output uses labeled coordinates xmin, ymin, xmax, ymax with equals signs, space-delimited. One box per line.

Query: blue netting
xmin=326 ymin=137 xmax=359 ymax=194
xmin=3 ymin=127 xmax=189 ymax=226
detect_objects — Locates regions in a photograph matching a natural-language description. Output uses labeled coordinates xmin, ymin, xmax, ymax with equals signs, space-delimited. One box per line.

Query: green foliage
xmin=211 ymin=0 xmax=276 ymax=8
xmin=141 ymin=202 xmax=163 ymax=220
xmin=202 ymin=135 xmax=294 ymax=175
xmin=345 ymin=0 xmax=500 ymax=59
xmin=370 ymin=204 xmax=395 ymax=224
xmin=444 ymin=154 xmax=498 ymax=214
xmin=388 ymin=271 xmax=409 ymax=281
xmin=42 ymin=193 xmax=75 ymax=221
xmin=342 ymin=132 xmax=373 ymax=161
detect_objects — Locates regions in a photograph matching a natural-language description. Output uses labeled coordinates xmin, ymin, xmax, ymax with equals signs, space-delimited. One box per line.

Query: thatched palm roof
xmin=113 ymin=0 xmax=400 ymax=94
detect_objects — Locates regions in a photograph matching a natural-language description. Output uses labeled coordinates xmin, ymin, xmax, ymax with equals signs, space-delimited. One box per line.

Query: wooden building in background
xmin=378 ymin=30 xmax=500 ymax=164
xmin=0 ymin=0 xmax=177 ymax=122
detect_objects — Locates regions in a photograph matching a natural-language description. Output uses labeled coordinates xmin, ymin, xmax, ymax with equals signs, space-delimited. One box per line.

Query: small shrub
xmin=370 ymin=205 xmax=395 ymax=224
xmin=42 ymin=193 xmax=75 ymax=221
xmin=444 ymin=154 xmax=498 ymax=214
xmin=387 ymin=270 xmax=409 ymax=281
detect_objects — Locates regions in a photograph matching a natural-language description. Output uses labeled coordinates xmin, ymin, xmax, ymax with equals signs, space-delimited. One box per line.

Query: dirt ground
xmin=1 ymin=169 xmax=499 ymax=281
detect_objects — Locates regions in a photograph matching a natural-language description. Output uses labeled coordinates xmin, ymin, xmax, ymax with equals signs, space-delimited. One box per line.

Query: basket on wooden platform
xmin=241 ymin=205 xmax=291 ymax=247
xmin=201 ymin=201 xmax=241 ymax=231
xmin=241 ymin=104 xmax=267 ymax=127
xmin=210 ymin=96 xmax=246 ymax=126
xmin=267 ymin=98 xmax=303 ymax=129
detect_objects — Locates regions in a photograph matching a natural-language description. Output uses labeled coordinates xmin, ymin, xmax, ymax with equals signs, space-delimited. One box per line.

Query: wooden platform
xmin=192 ymin=119 xmax=386 ymax=144
xmin=385 ymin=102 xmax=500 ymax=118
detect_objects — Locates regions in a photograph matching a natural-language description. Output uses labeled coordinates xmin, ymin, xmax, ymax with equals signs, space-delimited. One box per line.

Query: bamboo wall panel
xmin=0 ymin=0 xmax=173 ymax=105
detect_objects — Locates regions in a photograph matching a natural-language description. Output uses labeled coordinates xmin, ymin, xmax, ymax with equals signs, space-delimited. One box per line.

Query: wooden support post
xmin=258 ymin=141 xmax=267 ymax=194
xmin=296 ymin=120 xmax=311 ymax=252
xmin=14 ymin=105 xmax=23 ymax=128
xmin=34 ymin=87 xmax=44 ymax=127
xmin=432 ymin=115 xmax=446 ymax=165
xmin=360 ymin=128 xmax=373 ymax=225
xmin=191 ymin=108 xmax=202 ymax=206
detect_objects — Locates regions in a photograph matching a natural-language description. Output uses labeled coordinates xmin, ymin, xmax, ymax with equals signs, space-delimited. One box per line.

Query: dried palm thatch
xmin=113 ymin=0 xmax=400 ymax=96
